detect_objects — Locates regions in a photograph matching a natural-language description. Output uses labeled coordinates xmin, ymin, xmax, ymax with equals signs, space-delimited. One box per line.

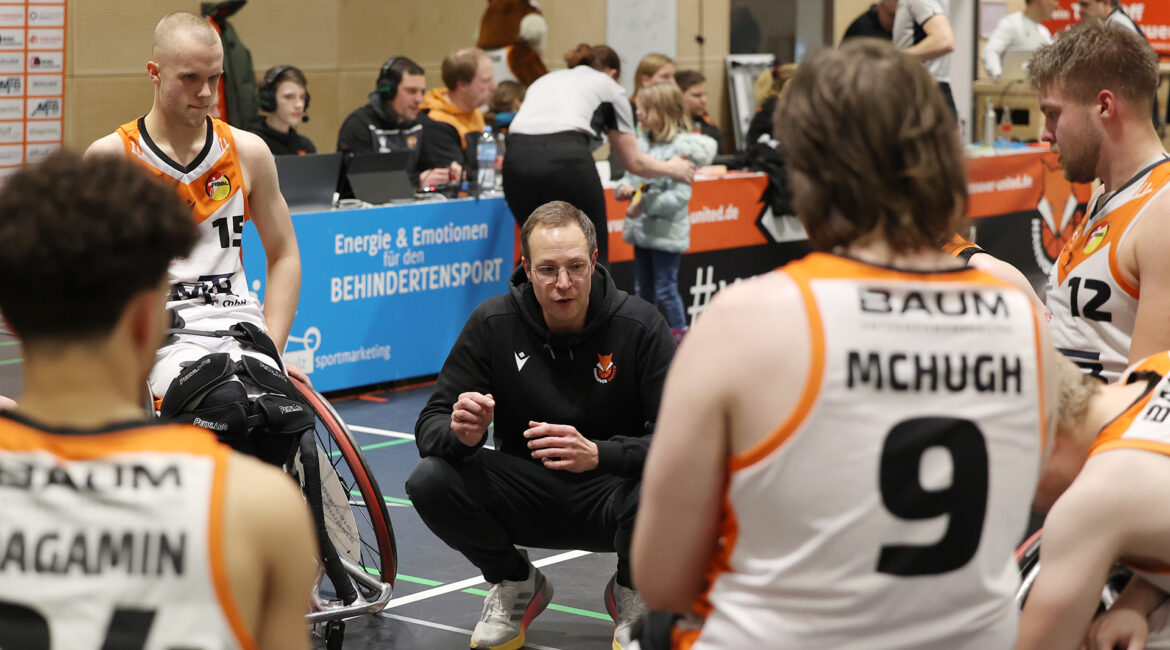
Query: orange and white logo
xmin=205 ymin=172 xmax=231 ymax=201
xmin=593 ymin=353 xmax=617 ymax=384
xmin=1032 ymin=157 xmax=1086 ymax=273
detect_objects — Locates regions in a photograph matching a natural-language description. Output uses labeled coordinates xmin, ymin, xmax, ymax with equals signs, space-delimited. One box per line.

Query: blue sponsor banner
xmin=243 ymin=198 xmax=515 ymax=392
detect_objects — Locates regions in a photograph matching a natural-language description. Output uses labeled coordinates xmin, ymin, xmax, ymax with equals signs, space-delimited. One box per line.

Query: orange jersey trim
xmin=116 ymin=117 xmax=250 ymax=227
xmin=728 ymin=266 xmax=825 ymax=472
xmin=0 ymin=418 xmax=220 ymax=458
xmin=209 ymin=452 xmax=260 ymax=650
xmin=1031 ymin=308 xmax=1049 ymax=451
xmin=943 ymin=233 xmax=978 ymax=258
xmin=1055 ymin=164 xmax=1170 ymax=295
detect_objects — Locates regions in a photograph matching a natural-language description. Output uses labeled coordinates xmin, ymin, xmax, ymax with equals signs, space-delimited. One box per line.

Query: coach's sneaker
xmin=470 ymin=551 xmax=553 ymax=650
xmin=605 ymin=574 xmax=648 ymax=650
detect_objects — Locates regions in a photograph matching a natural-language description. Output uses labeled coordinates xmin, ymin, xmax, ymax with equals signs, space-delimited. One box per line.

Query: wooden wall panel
xmin=65 ymin=0 xmax=731 ymax=154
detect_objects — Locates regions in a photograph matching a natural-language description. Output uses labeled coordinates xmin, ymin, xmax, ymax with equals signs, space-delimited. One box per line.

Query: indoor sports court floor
xmin=0 ymin=329 xmax=624 ymax=650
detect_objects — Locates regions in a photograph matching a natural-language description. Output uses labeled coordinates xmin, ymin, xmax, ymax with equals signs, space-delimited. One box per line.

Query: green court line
xmin=394 ymin=573 xmax=444 ymax=586
xmin=327 ymin=438 xmax=412 ymax=458
xmin=0 ymin=358 xmax=21 ymax=366
xmin=349 ymin=489 xmax=412 ymax=506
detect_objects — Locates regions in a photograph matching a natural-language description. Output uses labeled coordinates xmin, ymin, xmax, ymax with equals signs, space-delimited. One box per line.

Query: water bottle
xmin=982 ymin=98 xmax=996 ymax=148
xmin=477 ymin=126 xmax=497 ymax=194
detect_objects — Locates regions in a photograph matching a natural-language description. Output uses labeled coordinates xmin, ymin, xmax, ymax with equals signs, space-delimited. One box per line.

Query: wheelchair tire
xmin=292 ymin=380 xmax=397 ymax=590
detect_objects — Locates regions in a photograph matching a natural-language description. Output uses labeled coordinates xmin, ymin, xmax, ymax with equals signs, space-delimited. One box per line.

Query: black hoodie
xmin=336 ymin=93 xmax=423 ymax=160
xmin=245 ymin=116 xmax=316 ymax=156
xmin=414 ymin=264 xmax=675 ymax=479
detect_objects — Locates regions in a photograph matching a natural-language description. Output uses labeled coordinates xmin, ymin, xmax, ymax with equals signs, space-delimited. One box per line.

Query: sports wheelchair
xmin=154 ymin=321 xmax=396 ymax=649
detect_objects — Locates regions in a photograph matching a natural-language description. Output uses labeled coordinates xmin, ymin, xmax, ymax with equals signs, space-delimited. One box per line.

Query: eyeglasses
xmin=533 ymin=261 xmax=592 ymax=285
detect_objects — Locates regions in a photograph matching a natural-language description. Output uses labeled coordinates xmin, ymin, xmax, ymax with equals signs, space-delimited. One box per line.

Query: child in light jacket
xmin=616 ymin=82 xmax=717 ymax=340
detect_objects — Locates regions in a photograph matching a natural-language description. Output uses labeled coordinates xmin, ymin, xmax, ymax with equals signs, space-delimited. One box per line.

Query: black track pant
xmin=405 ymin=451 xmax=640 ymax=586
xmin=502 ymin=131 xmax=609 ymax=265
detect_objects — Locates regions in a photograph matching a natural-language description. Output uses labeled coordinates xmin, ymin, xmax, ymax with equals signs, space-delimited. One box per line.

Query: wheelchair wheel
xmin=291 ymin=379 xmax=397 ymax=622
xmin=1016 ymin=528 xmax=1127 ymax=612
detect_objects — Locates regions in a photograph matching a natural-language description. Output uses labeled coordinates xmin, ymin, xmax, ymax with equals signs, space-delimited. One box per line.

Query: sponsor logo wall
xmin=1045 ymin=1 xmax=1170 ymax=55
xmin=0 ymin=0 xmax=64 ymax=183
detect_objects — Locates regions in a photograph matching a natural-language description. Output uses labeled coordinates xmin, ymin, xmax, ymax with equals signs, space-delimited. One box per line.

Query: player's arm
xmin=230 ymin=454 xmax=316 ymax=650
xmin=904 ymin=13 xmax=955 ymax=62
xmin=632 ymin=291 xmax=734 ymax=612
xmin=1016 ymin=467 xmax=1128 ymax=649
xmin=83 ymin=133 xmax=124 ymax=157
xmin=1126 ymin=194 xmax=1170 ymax=365
xmin=979 ymin=17 xmax=1012 ymax=80
xmin=634 ymin=274 xmax=804 ymax=612
xmin=234 ymin=128 xmax=301 ymax=354
xmin=966 ymin=250 xmax=1045 ymax=313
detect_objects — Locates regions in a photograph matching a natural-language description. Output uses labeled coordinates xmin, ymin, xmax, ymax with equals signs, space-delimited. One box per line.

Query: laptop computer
xmin=345 ymin=151 xmax=415 ymax=205
xmin=999 ymin=50 xmax=1032 ymax=83
xmin=275 ymin=152 xmax=342 ymax=213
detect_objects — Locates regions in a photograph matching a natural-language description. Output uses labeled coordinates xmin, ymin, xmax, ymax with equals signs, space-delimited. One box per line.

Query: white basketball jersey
xmin=117 ymin=117 xmax=265 ymax=332
xmin=0 ymin=415 xmax=253 ymax=650
xmin=679 ymin=253 xmax=1045 ymax=650
xmin=1046 ymin=157 xmax=1170 ymax=381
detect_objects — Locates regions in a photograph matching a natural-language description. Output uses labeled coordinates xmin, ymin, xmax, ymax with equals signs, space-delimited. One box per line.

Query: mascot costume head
xmin=477 ymin=0 xmax=548 ymax=87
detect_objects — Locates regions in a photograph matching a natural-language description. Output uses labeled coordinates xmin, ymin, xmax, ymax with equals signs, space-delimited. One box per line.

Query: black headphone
xmin=375 ymin=56 xmax=406 ymax=101
xmin=258 ymin=65 xmax=310 ymax=113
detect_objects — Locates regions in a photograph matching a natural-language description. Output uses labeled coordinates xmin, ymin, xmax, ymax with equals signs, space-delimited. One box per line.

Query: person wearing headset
xmin=247 ymin=65 xmax=316 ymax=156
xmin=336 ymin=55 xmax=454 ymax=187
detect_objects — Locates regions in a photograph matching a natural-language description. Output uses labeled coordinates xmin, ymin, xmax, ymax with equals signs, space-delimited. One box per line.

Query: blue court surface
xmin=0 ymin=329 xmax=621 ymax=650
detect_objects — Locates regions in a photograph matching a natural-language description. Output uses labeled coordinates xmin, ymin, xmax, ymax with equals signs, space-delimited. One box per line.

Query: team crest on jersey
xmin=407 ymin=134 xmax=419 ymax=150
xmin=594 ymin=353 xmax=617 ymax=384
xmin=1083 ymin=223 xmax=1109 ymax=255
xmin=205 ymin=172 xmax=231 ymax=201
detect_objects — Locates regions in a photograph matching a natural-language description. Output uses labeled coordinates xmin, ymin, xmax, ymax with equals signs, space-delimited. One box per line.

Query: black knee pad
xmin=159 ymin=352 xmax=313 ymax=468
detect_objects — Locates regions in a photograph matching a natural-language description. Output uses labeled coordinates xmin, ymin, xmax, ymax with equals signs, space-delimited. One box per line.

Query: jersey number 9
xmin=876 ymin=417 xmax=989 ymax=576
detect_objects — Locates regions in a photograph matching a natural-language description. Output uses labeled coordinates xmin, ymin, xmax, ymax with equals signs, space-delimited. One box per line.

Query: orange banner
xmin=967 ymin=148 xmax=1093 ymax=269
xmin=1044 ymin=1 xmax=1170 ymax=56
xmin=967 ymin=149 xmax=1093 ymax=219
xmin=605 ymin=172 xmax=769 ymax=263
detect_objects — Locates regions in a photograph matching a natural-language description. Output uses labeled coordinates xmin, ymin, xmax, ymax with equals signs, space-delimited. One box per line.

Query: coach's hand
xmin=451 ymin=392 xmax=495 ymax=447
xmin=524 ymin=421 xmax=599 ymax=473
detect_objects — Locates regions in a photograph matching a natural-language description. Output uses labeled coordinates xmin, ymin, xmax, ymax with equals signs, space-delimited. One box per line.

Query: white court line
xmin=379 ymin=613 xmax=565 ymax=650
xmin=348 ymin=424 xmax=413 ymax=439
xmin=349 ymin=423 xmax=495 ymax=450
xmin=384 ymin=549 xmax=592 ymax=609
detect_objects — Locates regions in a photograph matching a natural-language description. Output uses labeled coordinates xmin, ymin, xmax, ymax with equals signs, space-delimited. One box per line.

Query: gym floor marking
xmin=384 ymin=550 xmax=593 ymax=609
xmin=378 ymin=613 xmax=566 ymax=650
xmin=349 ymin=423 xmax=495 ymax=450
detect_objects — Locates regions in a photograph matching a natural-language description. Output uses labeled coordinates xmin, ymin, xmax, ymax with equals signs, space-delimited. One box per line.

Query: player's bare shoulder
xmin=84 ymin=133 xmax=124 ymax=158
xmin=227 ymin=125 xmax=278 ymax=193
xmin=703 ymin=269 xmax=803 ymax=325
xmin=689 ymin=270 xmax=806 ymax=375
